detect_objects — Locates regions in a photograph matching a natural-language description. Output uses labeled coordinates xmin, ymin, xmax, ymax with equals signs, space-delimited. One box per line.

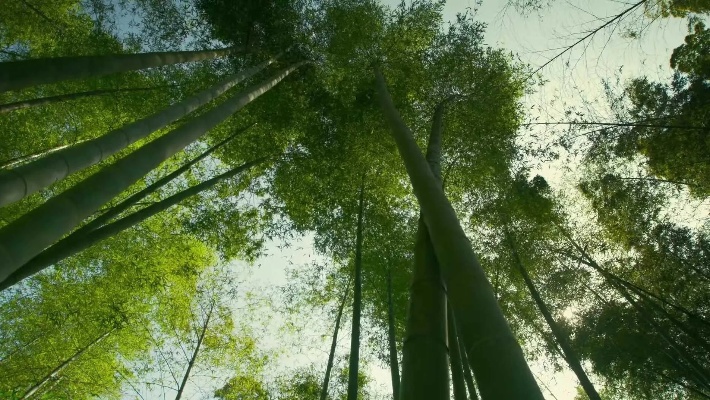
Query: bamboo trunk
xmin=0 ymin=158 xmax=266 ymax=290
xmin=457 ymin=319 xmax=479 ymax=400
xmin=0 ymin=63 xmax=304 ymax=282
xmin=505 ymin=231 xmax=601 ymax=400
xmin=77 ymin=123 xmax=255 ymax=233
xmin=321 ymin=279 xmax=352 ymax=400
xmin=0 ymin=47 xmax=242 ymax=92
xmin=564 ymin=234 xmax=710 ymax=390
xmin=175 ymin=303 xmax=214 ymax=400
xmin=400 ymin=97 xmax=450 ymax=400
xmin=347 ymin=178 xmax=365 ymax=400
xmin=374 ymin=67 xmax=543 ymax=399
xmin=400 ymin=219 xmax=449 ymax=400
xmin=0 ymin=86 xmax=162 ymax=114
xmin=0 ymin=142 xmax=81 ymax=169
xmin=386 ymin=268 xmax=401 ymax=400
xmin=20 ymin=329 xmax=112 ymax=400
xmin=0 ymin=56 xmax=276 ymax=207
xmin=448 ymin=305 xmax=469 ymax=400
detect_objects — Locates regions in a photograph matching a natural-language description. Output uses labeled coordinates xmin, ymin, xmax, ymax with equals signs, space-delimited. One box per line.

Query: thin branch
xmin=526 ymin=0 xmax=647 ymax=79
xmin=524 ymin=121 xmax=708 ymax=131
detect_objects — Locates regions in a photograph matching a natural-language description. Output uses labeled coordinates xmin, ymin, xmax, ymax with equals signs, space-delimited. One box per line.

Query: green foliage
xmin=215 ymin=375 xmax=270 ymax=400
xmin=573 ymin=299 xmax=710 ymax=399
xmin=196 ymin=0 xmax=305 ymax=55
xmin=578 ymin=174 xmax=664 ymax=249
xmin=3 ymin=0 xmax=710 ymax=399
xmin=0 ymin=220 xmax=214 ymax=399
xmin=652 ymin=0 xmax=710 ymax=17
xmin=587 ymin=20 xmax=710 ymax=198
xmin=671 ymin=22 xmax=710 ymax=78
xmin=276 ymin=368 xmax=323 ymax=399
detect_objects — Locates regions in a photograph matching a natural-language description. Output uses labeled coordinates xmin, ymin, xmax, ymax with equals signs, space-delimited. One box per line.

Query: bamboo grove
xmin=0 ymin=0 xmax=708 ymax=399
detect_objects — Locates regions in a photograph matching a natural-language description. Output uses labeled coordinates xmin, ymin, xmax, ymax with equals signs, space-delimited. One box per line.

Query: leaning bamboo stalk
xmin=0 ymin=158 xmax=266 ymax=290
xmin=0 ymin=63 xmax=305 ymax=282
xmin=374 ymin=67 xmax=543 ymax=399
xmin=0 ymin=86 xmax=163 ymax=114
xmin=0 ymin=47 xmax=242 ymax=92
xmin=0 ymin=56 xmax=276 ymax=207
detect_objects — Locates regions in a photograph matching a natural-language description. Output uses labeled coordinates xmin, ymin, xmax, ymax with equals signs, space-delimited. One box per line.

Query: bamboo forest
xmin=1 ymin=0 xmax=709 ymax=399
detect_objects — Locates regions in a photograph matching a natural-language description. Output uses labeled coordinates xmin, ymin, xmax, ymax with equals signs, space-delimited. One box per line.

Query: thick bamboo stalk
xmin=0 ymin=56 xmax=275 ymax=207
xmin=0 ymin=63 xmax=304 ymax=282
xmin=0 ymin=47 xmax=242 ymax=92
xmin=374 ymin=67 xmax=543 ymax=399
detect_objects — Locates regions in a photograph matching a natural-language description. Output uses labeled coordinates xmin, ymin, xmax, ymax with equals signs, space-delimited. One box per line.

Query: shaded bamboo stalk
xmin=0 ymin=46 xmax=242 ymax=92
xmin=386 ymin=268 xmax=401 ymax=400
xmin=448 ymin=305 xmax=469 ymax=400
xmin=175 ymin=302 xmax=214 ymax=400
xmin=0 ymin=86 xmax=164 ymax=114
xmin=0 ymin=56 xmax=277 ymax=207
xmin=0 ymin=63 xmax=304 ymax=282
xmin=20 ymin=329 xmax=113 ymax=400
xmin=505 ymin=230 xmax=601 ymax=400
xmin=0 ymin=142 xmax=84 ymax=169
xmin=347 ymin=177 xmax=366 ymax=400
xmin=374 ymin=66 xmax=543 ymax=399
xmin=0 ymin=158 xmax=267 ymax=290
xmin=400 ymin=98 xmax=450 ymax=400
xmin=76 ymin=123 xmax=255 ymax=234
xmin=320 ymin=279 xmax=352 ymax=400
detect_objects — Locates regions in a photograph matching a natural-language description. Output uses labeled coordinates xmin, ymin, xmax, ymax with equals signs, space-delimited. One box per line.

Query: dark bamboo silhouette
xmin=347 ymin=178 xmax=365 ymax=400
xmin=559 ymin=248 xmax=710 ymax=328
xmin=448 ymin=306 xmax=468 ymax=400
xmin=526 ymin=0 xmax=646 ymax=79
xmin=457 ymin=321 xmax=479 ymax=400
xmin=0 ymin=56 xmax=276 ymax=207
xmin=320 ymin=279 xmax=351 ymax=400
xmin=175 ymin=302 xmax=214 ymax=400
xmin=0 ymin=86 xmax=162 ymax=114
xmin=375 ymin=66 xmax=543 ymax=399
xmin=621 ymin=284 xmax=710 ymax=389
xmin=564 ymin=234 xmax=710 ymax=390
xmin=524 ymin=121 xmax=708 ymax=131
xmin=0 ymin=46 xmax=242 ymax=92
xmin=505 ymin=231 xmax=601 ymax=400
xmin=386 ymin=268 xmax=401 ymax=400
